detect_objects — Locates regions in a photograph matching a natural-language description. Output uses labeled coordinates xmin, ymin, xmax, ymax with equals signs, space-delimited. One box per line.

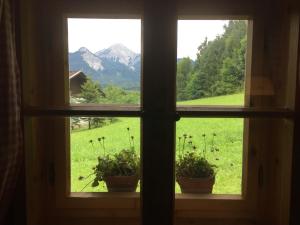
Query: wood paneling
xmin=290 ymin=12 xmax=300 ymax=225
xmin=20 ymin=0 xmax=299 ymax=225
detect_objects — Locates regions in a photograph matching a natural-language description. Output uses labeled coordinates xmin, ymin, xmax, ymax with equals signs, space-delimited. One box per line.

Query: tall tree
xmin=217 ymin=21 xmax=247 ymax=95
xmin=185 ymin=20 xmax=247 ymax=99
xmin=80 ymin=78 xmax=105 ymax=129
xmin=80 ymin=78 xmax=105 ymax=104
xmin=177 ymin=57 xmax=193 ymax=100
xmin=185 ymin=36 xmax=226 ymax=98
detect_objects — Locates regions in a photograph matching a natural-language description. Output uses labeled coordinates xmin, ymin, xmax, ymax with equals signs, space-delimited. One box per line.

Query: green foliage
xmin=79 ymin=78 xmax=106 ymax=129
xmin=71 ymin=94 xmax=243 ymax=194
xmin=176 ymin=133 xmax=218 ymax=178
xmin=92 ymin=149 xmax=140 ymax=187
xmin=78 ymin=128 xmax=140 ymax=189
xmin=78 ymin=79 xmax=137 ymax=130
xmin=80 ymin=78 xmax=105 ymax=104
xmin=176 ymin=152 xmax=215 ymax=178
xmin=101 ymin=85 xmax=139 ymax=104
xmin=80 ymin=79 xmax=139 ymax=105
xmin=179 ymin=93 xmax=243 ymax=105
xmin=177 ymin=57 xmax=194 ymax=100
xmin=182 ymin=20 xmax=247 ymax=100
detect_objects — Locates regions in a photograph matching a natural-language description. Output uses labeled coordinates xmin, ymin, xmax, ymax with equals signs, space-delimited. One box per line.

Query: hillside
xmin=178 ymin=93 xmax=244 ymax=105
xmin=71 ymin=93 xmax=244 ymax=193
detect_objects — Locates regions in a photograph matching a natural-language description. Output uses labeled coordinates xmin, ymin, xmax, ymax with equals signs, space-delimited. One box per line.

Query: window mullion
xmin=142 ymin=1 xmax=177 ymax=225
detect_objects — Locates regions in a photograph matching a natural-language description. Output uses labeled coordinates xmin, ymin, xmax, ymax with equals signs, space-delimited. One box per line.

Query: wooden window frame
xmin=22 ymin=1 xmax=298 ymax=225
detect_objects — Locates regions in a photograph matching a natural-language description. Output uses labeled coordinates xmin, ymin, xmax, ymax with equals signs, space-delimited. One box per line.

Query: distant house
xmin=69 ymin=71 xmax=87 ymax=96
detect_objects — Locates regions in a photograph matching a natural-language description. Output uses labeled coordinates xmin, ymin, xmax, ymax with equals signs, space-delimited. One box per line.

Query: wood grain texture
xmin=24 ymin=105 xmax=294 ymax=118
xmin=141 ymin=1 xmax=177 ymax=225
xmin=290 ymin=12 xmax=300 ymax=225
xmin=20 ymin=1 xmax=299 ymax=225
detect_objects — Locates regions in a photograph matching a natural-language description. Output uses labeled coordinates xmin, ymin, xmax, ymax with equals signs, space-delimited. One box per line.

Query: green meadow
xmin=71 ymin=93 xmax=244 ymax=194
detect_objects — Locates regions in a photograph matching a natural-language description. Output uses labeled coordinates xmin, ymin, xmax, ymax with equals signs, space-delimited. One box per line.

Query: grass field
xmin=71 ymin=93 xmax=244 ymax=194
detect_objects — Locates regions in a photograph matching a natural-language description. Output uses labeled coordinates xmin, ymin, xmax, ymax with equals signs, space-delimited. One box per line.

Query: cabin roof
xmin=69 ymin=70 xmax=84 ymax=79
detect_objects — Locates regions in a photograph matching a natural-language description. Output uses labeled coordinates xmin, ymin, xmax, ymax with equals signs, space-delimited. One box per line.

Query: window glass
xmin=70 ymin=116 xmax=141 ymax=192
xmin=68 ymin=18 xmax=141 ymax=105
xmin=176 ymin=118 xmax=244 ymax=194
xmin=177 ymin=20 xmax=248 ymax=106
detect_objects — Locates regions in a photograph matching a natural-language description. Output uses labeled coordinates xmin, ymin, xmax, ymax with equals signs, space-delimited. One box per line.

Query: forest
xmin=177 ymin=20 xmax=247 ymax=100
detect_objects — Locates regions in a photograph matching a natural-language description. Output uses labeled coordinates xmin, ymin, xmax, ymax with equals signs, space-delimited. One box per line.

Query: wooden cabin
xmin=69 ymin=71 xmax=87 ymax=96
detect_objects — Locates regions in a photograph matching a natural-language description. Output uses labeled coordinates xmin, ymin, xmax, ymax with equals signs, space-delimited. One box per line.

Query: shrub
xmin=176 ymin=133 xmax=218 ymax=178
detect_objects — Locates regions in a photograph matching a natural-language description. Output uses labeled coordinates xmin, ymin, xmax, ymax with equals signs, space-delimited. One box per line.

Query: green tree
xmin=80 ymin=78 xmax=105 ymax=104
xmin=177 ymin=57 xmax=193 ymax=100
xmin=186 ymin=36 xmax=226 ymax=99
xmin=216 ymin=22 xmax=247 ymax=95
xmin=102 ymin=85 xmax=139 ymax=104
xmin=80 ymin=78 xmax=105 ymax=129
xmin=185 ymin=20 xmax=247 ymax=99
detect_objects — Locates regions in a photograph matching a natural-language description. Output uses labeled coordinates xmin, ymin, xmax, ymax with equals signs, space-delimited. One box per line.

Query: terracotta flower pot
xmin=104 ymin=175 xmax=139 ymax=192
xmin=177 ymin=176 xmax=215 ymax=194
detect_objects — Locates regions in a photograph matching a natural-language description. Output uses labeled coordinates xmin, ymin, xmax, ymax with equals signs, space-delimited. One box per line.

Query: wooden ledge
xmin=69 ymin=192 xmax=140 ymax=199
xmin=24 ymin=104 xmax=294 ymax=118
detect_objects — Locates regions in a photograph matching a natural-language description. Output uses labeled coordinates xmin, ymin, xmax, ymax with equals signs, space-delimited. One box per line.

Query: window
xmin=66 ymin=19 xmax=142 ymax=193
xmin=23 ymin=1 xmax=297 ymax=225
xmin=70 ymin=117 xmax=141 ymax=192
xmin=175 ymin=20 xmax=248 ymax=196
xmin=67 ymin=18 xmax=141 ymax=105
xmin=175 ymin=118 xmax=244 ymax=194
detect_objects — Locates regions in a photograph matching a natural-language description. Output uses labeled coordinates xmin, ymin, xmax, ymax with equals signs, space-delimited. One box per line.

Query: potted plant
xmin=79 ymin=128 xmax=140 ymax=192
xmin=176 ymin=133 xmax=219 ymax=194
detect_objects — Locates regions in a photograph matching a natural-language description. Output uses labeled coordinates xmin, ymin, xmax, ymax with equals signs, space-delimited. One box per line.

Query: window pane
xmin=67 ymin=18 xmax=141 ymax=105
xmin=176 ymin=118 xmax=244 ymax=194
xmin=70 ymin=117 xmax=140 ymax=192
xmin=176 ymin=20 xmax=248 ymax=106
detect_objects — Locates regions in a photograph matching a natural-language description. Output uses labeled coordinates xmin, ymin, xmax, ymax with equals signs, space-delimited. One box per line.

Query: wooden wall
xmin=20 ymin=0 xmax=300 ymax=225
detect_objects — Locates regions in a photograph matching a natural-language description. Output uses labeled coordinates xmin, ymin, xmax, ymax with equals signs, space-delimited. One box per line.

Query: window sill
xmin=70 ymin=192 xmax=140 ymax=199
xmin=60 ymin=192 xmax=246 ymax=210
xmin=69 ymin=192 xmax=242 ymax=200
xmin=56 ymin=192 xmax=253 ymax=219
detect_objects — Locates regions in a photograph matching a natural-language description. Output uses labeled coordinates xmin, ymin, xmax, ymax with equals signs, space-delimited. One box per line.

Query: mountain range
xmin=69 ymin=44 xmax=141 ymax=89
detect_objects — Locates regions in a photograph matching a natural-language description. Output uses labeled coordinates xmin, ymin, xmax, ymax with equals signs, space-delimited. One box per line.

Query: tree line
xmin=177 ymin=20 xmax=247 ymax=101
xmin=79 ymin=79 xmax=139 ymax=105
xmin=79 ymin=20 xmax=247 ymax=103
xmin=70 ymin=79 xmax=139 ymax=130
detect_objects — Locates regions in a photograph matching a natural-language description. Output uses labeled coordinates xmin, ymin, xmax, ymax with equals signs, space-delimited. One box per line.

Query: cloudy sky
xmin=68 ymin=19 xmax=227 ymax=60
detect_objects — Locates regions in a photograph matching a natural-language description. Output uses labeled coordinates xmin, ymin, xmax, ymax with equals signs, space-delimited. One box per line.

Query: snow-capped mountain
xmin=69 ymin=44 xmax=141 ymax=89
xmin=78 ymin=47 xmax=104 ymax=71
xmin=96 ymin=43 xmax=138 ymax=70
